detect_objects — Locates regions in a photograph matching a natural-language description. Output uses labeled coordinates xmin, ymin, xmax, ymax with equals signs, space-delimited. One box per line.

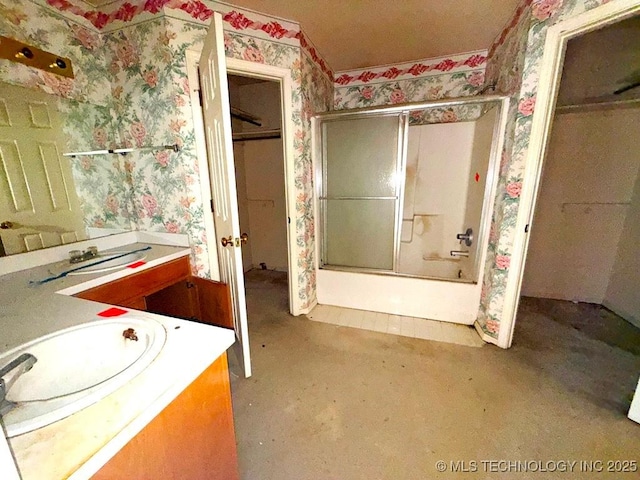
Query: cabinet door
xmin=92 ymin=353 xmax=239 ymax=480
xmin=145 ymin=276 xmax=233 ymax=329
xmin=190 ymin=276 xmax=233 ymax=329
xmin=145 ymin=281 xmax=198 ymax=321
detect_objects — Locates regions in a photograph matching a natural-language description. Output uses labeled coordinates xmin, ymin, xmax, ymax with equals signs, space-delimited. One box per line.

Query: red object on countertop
xmin=97 ymin=307 xmax=128 ymax=317
xmin=127 ymin=261 xmax=147 ymax=269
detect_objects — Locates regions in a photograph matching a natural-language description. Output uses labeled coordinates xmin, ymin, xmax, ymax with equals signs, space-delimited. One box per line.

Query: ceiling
xmin=558 ymin=15 xmax=640 ymax=107
xmin=76 ymin=1 xmax=524 ymax=72
xmin=74 ymin=1 xmax=640 ymax=106
xmin=228 ymin=0 xmax=522 ymax=71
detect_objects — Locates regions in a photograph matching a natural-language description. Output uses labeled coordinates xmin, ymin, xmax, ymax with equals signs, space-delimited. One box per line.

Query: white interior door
xmin=0 ymin=84 xmax=86 ymax=254
xmin=199 ymin=12 xmax=251 ymax=378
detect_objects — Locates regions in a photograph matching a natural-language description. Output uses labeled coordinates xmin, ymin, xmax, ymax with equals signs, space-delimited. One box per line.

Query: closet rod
xmin=62 ymin=144 xmax=180 ymax=158
xmin=231 ymin=106 xmax=262 ymax=126
xmin=232 ymin=129 xmax=281 ymax=142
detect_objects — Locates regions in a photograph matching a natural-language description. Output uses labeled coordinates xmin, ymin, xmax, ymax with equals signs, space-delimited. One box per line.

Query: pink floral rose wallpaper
xmin=1 ymin=0 xmax=619 ymax=337
xmin=334 ymin=51 xmax=488 ymax=111
xmin=478 ymin=0 xmax=615 ymax=339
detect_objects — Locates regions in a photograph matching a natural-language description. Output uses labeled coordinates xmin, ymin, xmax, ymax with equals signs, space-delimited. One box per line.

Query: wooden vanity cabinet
xmin=91 ymin=352 xmax=239 ymax=480
xmin=74 ymin=256 xmax=233 ymax=329
xmin=81 ymin=256 xmax=240 ymax=480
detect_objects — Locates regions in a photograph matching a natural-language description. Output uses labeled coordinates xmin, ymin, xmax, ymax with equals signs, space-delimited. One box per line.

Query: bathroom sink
xmin=0 ymin=316 xmax=166 ymax=437
xmin=68 ymin=250 xmax=147 ymax=275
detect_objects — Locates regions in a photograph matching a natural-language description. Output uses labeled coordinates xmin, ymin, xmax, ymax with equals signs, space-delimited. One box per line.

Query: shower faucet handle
xmin=456 ymin=228 xmax=473 ymax=247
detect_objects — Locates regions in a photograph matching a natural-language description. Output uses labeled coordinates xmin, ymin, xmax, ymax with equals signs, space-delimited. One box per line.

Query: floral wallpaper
xmin=0 ymin=0 xmax=134 ymax=232
xmin=9 ymin=0 xmax=615 ymax=339
xmin=296 ymin=38 xmax=334 ymax=303
xmin=159 ymin=9 xmax=334 ymax=306
xmin=103 ymin=17 xmax=200 ymax=266
xmin=2 ymin=0 xmax=334 ymax=310
xmin=478 ymin=0 xmax=617 ymax=340
xmin=408 ymin=103 xmax=487 ymax=126
xmin=334 ymin=51 xmax=488 ymax=110
xmin=60 ymin=99 xmax=133 ymax=231
xmin=0 ymin=0 xmax=109 ymax=105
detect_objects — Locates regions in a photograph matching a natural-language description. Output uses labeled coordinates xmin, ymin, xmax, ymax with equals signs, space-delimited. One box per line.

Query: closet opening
xmin=227 ymin=74 xmax=290 ymax=312
xmin=520 ymin=14 xmax=640 ymax=343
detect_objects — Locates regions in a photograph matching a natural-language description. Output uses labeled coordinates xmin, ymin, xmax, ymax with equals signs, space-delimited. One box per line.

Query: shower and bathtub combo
xmin=312 ymin=96 xmax=509 ymax=326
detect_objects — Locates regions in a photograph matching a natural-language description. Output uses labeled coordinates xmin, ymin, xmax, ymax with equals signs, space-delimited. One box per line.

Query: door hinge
xmin=525 ymin=224 xmax=530 ymax=233
xmin=196 ymin=88 xmax=203 ymax=106
xmin=287 ymin=216 xmax=290 ymax=224
xmin=210 ymin=199 xmax=215 ymax=213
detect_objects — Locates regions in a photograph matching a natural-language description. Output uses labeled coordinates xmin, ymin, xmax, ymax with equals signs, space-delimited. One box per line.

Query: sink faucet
xmin=69 ymin=246 xmax=98 ymax=264
xmin=0 ymin=353 xmax=37 ymax=416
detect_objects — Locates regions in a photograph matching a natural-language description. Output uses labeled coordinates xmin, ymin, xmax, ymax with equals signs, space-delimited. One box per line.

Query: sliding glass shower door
xmin=315 ymin=96 xmax=508 ymax=284
xmin=321 ymin=114 xmax=404 ymax=271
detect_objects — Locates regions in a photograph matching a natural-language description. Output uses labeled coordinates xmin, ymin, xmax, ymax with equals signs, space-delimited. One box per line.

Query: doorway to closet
xmin=227 ymin=74 xmax=292 ymax=330
xmin=227 ymin=75 xmax=288 ymax=280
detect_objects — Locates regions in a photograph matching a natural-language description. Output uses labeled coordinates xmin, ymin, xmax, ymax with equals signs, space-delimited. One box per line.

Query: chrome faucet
xmin=69 ymin=246 xmax=98 ymax=264
xmin=0 ymin=353 xmax=37 ymax=416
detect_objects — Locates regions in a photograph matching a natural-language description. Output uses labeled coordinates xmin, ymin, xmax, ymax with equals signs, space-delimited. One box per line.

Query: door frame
xmin=499 ymin=0 xmax=640 ymax=348
xmin=186 ymin=51 xmax=300 ymax=316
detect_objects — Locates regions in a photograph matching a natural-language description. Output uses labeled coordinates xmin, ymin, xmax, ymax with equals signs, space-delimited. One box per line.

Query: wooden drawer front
xmin=75 ymin=256 xmax=191 ymax=307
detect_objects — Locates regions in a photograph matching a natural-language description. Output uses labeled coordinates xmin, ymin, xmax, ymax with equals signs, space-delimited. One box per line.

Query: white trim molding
xmin=185 ymin=51 xmax=301 ymax=316
xmin=225 ymin=58 xmax=300 ymax=316
xmin=499 ymin=0 xmax=640 ymax=348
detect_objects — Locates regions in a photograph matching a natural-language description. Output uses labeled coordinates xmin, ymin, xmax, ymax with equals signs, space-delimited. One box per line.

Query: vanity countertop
xmin=0 ymin=242 xmax=235 ymax=479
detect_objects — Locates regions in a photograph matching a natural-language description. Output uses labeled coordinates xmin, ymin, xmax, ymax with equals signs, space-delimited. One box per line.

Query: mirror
xmin=0 ymin=82 xmax=134 ymax=256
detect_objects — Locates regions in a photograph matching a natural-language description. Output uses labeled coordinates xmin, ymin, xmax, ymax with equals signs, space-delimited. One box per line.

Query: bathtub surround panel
xmin=400 ymin=121 xmax=475 ymax=278
xmin=462 ymin=106 xmax=498 ymax=280
xmin=317 ymin=269 xmax=481 ymax=324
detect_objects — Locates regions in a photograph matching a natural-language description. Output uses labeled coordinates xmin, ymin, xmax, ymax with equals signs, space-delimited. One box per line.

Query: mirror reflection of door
xmin=0 ymin=84 xmax=86 ymax=255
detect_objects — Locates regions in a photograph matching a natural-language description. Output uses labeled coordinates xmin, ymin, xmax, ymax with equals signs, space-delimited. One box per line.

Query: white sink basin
xmin=0 ymin=316 xmax=166 ymax=437
xmin=68 ymin=250 xmax=147 ymax=275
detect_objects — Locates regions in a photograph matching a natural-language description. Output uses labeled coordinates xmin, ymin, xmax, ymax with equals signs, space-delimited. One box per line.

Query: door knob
xmin=240 ymin=233 xmax=248 ymax=245
xmin=0 ymin=221 xmax=14 ymax=230
xmin=456 ymin=228 xmax=473 ymax=247
xmin=220 ymin=236 xmax=233 ymax=247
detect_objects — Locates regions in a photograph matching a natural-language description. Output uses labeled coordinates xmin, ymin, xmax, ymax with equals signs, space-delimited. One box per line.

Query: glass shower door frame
xmin=319 ymin=111 xmax=406 ymax=274
xmin=314 ymin=95 xmax=509 ymax=283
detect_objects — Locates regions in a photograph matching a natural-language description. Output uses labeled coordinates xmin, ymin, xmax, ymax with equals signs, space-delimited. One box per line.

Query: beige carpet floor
xmin=230 ymin=270 xmax=640 ymax=480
